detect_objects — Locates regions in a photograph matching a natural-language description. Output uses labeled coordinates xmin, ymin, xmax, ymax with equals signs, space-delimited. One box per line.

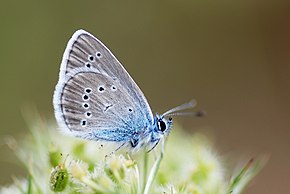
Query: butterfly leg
xmin=147 ymin=139 xmax=160 ymax=153
xmin=130 ymin=138 xmax=139 ymax=148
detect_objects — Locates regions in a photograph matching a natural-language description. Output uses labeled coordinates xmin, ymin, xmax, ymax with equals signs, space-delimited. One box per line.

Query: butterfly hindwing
xmin=59 ymin=69 xmax=147 ymax=142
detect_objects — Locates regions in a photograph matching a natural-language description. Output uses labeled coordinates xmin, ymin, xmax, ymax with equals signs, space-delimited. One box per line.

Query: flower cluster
xmin=0 ymin=115 xmax=265 ymax=194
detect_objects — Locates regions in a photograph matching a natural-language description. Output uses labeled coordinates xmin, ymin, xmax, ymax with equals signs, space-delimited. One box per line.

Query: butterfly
xmin=53 ymin=29 xmax=200 ymax=152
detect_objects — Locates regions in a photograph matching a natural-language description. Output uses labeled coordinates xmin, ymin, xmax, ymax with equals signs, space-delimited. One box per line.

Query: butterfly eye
xmin=157 ymin=119 xmax=167 ymax=132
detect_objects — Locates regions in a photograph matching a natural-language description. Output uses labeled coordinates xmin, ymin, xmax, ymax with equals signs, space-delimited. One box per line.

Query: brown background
xmin=0 ymin=1 xmax=289 ymax=193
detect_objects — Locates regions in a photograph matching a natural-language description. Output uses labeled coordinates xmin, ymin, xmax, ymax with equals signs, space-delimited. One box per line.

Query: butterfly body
xmin=53 ymin=30 xmax=176 ymax=152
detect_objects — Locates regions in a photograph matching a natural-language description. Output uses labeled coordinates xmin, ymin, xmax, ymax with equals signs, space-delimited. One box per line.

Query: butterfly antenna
xmin=162 ymin=99 xmax=197 ymax=117
xmin=164 ymin=110 xmax=206 ymax=118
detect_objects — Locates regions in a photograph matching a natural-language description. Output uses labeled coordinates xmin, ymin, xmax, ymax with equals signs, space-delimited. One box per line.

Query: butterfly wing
xmin=53 ymin=30 xmax=154 ymax=142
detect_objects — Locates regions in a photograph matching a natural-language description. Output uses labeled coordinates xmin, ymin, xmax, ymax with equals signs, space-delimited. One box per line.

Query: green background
xmin=1 ymin=1 xmax=289 ymax=193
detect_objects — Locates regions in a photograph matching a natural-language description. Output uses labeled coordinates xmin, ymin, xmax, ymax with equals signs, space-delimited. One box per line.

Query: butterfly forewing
xmin=61 ymin=30 xmax=153 ymax=122
xmin=54 ymin=30 xmax=154 ymax=141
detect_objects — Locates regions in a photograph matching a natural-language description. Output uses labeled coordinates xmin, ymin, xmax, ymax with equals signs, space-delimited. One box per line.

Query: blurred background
xmin=0 ymin=0 xmax=289 ymax=193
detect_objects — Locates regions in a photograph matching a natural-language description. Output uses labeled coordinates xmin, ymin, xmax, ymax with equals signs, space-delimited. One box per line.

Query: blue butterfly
xmin=53 ymin=30 xmax=199 ymax=152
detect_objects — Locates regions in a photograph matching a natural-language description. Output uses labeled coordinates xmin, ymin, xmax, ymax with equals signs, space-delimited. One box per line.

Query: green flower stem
xmin=144 ymin=150 xmax=163 ymax=194
xmin=134 ymin=163 xmax=142 ymax=194
xmin=27 ymin=175 xmax=32 ymax=194
xmin=142 ymin=151 xmax=148 ymax=193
